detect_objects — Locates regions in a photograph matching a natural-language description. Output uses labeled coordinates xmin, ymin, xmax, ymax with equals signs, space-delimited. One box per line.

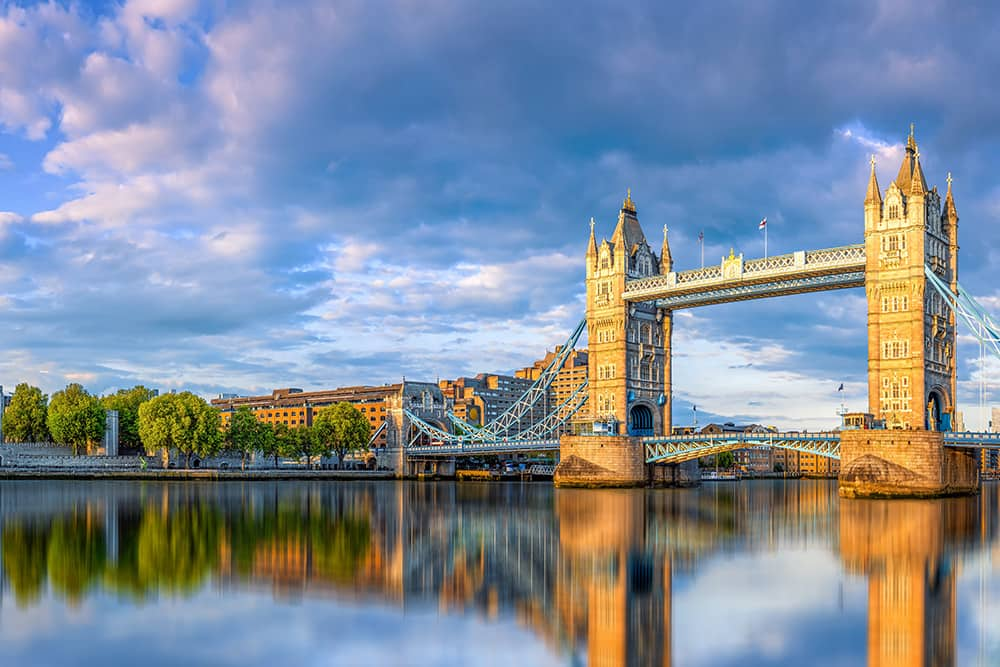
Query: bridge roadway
xmin=643 ymin=430 xmax=1000 ymax=464
xmin=622 ymin=243 xmax=866 ymax=309
xmin=403 ymin=430 xmax=1000 ymax=462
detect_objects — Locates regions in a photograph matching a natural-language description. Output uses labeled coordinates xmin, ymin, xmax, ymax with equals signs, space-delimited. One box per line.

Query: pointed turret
xmin=895 ymin=123 xmax=918 ymax=190
xmin=587 ymin=217 xmax=598 ymax=259
xmin=610 ymin=188 xmax=648 ymax=253
xmin=910 ymin=149 xmax=928 ymax=196
xmin=660 ymin=224 xmax=673 ymax=273
xmin=865 ymin=154 xmax=882 ymax=206
xmin=944 ymin=172 xmax=958 ymax=222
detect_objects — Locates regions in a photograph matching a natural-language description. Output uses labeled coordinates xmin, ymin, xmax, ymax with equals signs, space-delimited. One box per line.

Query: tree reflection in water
xmin=0 ymin=480 xmax=996 ymax=666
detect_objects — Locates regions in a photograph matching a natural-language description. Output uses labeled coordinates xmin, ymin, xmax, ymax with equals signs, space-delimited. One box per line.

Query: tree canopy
xmin=3 ymin=383 xmax=50 ymax=443
xmin=291 ymin=425 xmax=326 ymax=468
xmin=314 ymin=402 xmax=371 ymax=469
xmin=101 ymin=385 xmax=157 ymax=451
xmin=138 ymin=392 xmax=222 ymax=468
xmin=47 ymin=383 xmax=105 ymax=455
xmin=224 ymin=407 xmax=274 ymax=470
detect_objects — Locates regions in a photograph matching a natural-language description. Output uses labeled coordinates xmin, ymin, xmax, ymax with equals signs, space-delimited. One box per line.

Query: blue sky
xmin=1 ymin=0 xmax=1000 ymax=429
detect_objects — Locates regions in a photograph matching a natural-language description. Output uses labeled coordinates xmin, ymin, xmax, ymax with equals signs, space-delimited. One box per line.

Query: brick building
xmin=211 ymin=385 xmax=398 ymax=448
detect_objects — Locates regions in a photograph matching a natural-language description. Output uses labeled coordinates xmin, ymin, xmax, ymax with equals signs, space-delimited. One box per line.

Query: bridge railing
xmin=405 ymin=439 xmax=561 ymax=456
xmin=944 ymin=431 xmax=1000 ymax=447
xmin=623 ymin=243 xmax=866 ymax=301
xmin=643 ymin=431 xmax=841 ymax=464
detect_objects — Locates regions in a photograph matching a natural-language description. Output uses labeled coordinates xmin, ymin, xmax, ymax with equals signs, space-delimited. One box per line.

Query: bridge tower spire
xmin=863 ymin=128 xmax=956 ymax=431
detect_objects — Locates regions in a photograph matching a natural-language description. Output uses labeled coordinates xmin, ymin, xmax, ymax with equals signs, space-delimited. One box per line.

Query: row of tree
xmin=2 ymin=382 xmax=373 ymax=468
xmin=3 ymin=382 xmax=156 ymax=454
xmin=2 ymin=499 xmax=371 ymax=606
xmin=221 ymin=403 xmax=372 ymax=470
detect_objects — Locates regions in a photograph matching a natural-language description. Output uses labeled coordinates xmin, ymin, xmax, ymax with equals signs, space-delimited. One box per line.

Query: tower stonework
xmin=841 ymin=128 xmax=978 ymax=497
xmin=585 ymin=191 xmax=672 ymax=437
xmin=556 ymin=192 xmax=698 ymax=487
xmin=864 ymin=128 xmax=957 ymax=431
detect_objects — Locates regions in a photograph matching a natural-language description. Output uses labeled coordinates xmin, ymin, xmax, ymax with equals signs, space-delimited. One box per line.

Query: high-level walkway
xmin=623 ymin=244 xmax=865 ymax=309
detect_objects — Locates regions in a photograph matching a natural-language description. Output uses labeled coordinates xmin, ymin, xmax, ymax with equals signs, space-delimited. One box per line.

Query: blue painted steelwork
xmin=944 ymin=431 xmax=1000 ymax=447
xmin=406 ymin=438 xmax=560 ymax=456
xmin=367 ymin=420 xmax=387 ymax=448
xmin=402 ymin=319 xmax=589 ymax=451
xmin=643 ymin=432 xmax=841 ymax=464
xmin=404 ymin=382 xmax=588 ymax=450
xmin=652 ymin=271 xmax=865 ymax=310
xmin=924 ymin=266 xmax=1000 ymax=360
xmin=643 ymin=430 xmax=1000 ymax=464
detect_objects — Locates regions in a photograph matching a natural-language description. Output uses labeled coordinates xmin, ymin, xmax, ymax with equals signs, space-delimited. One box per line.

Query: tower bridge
xmin=397 ymin=128 xmax=1000 ymax=496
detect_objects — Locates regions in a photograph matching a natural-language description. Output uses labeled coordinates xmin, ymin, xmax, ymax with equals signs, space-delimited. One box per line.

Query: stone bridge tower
xmin=586 ymin=191 xmax=673 ymax=437
xmin=842 ymin=128 xmax=976 ymax=498
xmin=864 ymin=127 xmax=959 ymax=431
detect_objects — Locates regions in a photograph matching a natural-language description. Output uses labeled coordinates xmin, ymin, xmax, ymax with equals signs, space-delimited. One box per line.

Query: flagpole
xmin=699 ymin=234 xmax=704 ymax=268
xmin=764 ymin=224 xmax=768 ymax=259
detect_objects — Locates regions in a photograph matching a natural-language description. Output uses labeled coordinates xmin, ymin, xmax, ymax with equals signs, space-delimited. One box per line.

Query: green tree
xmin=313 ymin=402 xmax=371 ymax=469
xmin=3 ymin=383 xmax=50 ymax=443
xmin=46 ymin=512 xmax=106 ymax=604
xmin=267 ymin=421 xmax=296 ymax=468
xmin=47 ymin=383 xmax=105 ymax=455
xmin=224 ymin=407 xmax=258 ymax=470
xmin=101 ymin=385 xmax=157 ymax=451
xmin=1 ymin=521 xmax=50 ymax=607
xmin=292 ymin=425 xmax=325 ymax=468
xmin=138 ymin=392 xmax=222 ymax=468
xmin=254 ymin=421 xmax=276 ymax=470
xmin=716 ymin=451 xmax=735 ymax=469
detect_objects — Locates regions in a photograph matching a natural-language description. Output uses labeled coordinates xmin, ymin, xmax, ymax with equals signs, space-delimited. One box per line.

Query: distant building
xmin=842 ymin=412 xmax=881 ymax=429
xmin=516 ymin=346 xmax=590 ymax=434
xmin=698 ymin=423 xmax=775 ymax=473
xmin=211 ymin=385 xmax=399 ymax=449
xmin=439 ymin=374 xmax=535 ymax=431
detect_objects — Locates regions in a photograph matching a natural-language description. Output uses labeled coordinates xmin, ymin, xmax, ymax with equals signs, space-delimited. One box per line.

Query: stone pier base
xmin=554 ymin=435 xmax=699 ymax=488
xmin=838 ymin=429 xmax=979 ymax=498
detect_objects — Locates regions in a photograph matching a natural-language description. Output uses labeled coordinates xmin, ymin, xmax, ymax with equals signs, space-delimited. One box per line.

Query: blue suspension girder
xmin=472 ymin=318 xmax=586 ymax=439
xmin=944 ymin=431 xmax=1000 ymax=447
xmin=367 ymin=420 xmax=387 ymax=447
xmin=404 ymin=379 xmax=589 ymax=450
xmin=447 ymin=412 xmax=480 ymax=434
xmin=643 ymin=432 xmax=841 ymax=464
xmin=924 ymin=265 xmax=1000 ymax=360
xmin=405 ymin=438 xmax=561 ymax=456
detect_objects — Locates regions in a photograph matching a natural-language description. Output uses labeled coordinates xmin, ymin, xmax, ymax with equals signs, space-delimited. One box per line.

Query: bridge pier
xmin=839 ymin=430 xmax=979 ymax=498
xmin=554 ymin=435 xmax=698 ymax=487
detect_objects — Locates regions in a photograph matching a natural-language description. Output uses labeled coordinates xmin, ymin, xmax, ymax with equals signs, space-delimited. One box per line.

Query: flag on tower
xmin=698 ymin=230 xmax=704 ymax=241
xmin=838 ymin=383 xmax=844 ymax=392
xmin=758 ymin=217 xmax=767 ymax=230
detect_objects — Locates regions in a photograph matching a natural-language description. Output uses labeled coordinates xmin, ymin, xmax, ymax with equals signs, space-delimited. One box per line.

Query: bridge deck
xmin=642 ymin=430 xmax=1000 ymax=464
xmin=401 ymin=431 xmax=1000 ymax=461
xmin=623 ymin=244 xmax=865 ymax=308
xmin=405 ymin=439 xmax=560 ymax=456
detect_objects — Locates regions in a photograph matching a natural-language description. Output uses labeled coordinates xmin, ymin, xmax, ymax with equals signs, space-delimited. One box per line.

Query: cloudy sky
xmin=1 ymin=0 xmax=1000 ymax=429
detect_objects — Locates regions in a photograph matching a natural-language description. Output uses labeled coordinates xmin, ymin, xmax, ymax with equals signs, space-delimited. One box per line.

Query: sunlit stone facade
xmin=585 ymin=191 xmax=672 ymax=436
xmin=864 ymin=128 xmax=959 ymax=430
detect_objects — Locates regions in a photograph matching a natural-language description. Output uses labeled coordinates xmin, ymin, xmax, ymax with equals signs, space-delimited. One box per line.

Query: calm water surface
xmin=0 ymin=479 xmax=997 ymax=666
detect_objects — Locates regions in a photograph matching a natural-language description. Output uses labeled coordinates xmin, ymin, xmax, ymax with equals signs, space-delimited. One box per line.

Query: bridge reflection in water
xmin=0 ymin=481 xmax=997 ymax=666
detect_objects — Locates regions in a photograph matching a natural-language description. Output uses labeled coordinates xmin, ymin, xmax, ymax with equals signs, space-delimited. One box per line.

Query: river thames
xmin=0 ymin=479 xmax=997 ymax=666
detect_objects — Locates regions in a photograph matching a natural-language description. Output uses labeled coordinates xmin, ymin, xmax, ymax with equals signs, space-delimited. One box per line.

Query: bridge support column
xmin=554 ymin=435 xmax=699 ymax=487
xmin=839 ymin=430 xmax=979 ymax=498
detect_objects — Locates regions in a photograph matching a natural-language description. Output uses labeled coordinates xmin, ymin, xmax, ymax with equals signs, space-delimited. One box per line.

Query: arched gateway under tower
xmin=555 ymin=129 xmax=980 ymax=496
